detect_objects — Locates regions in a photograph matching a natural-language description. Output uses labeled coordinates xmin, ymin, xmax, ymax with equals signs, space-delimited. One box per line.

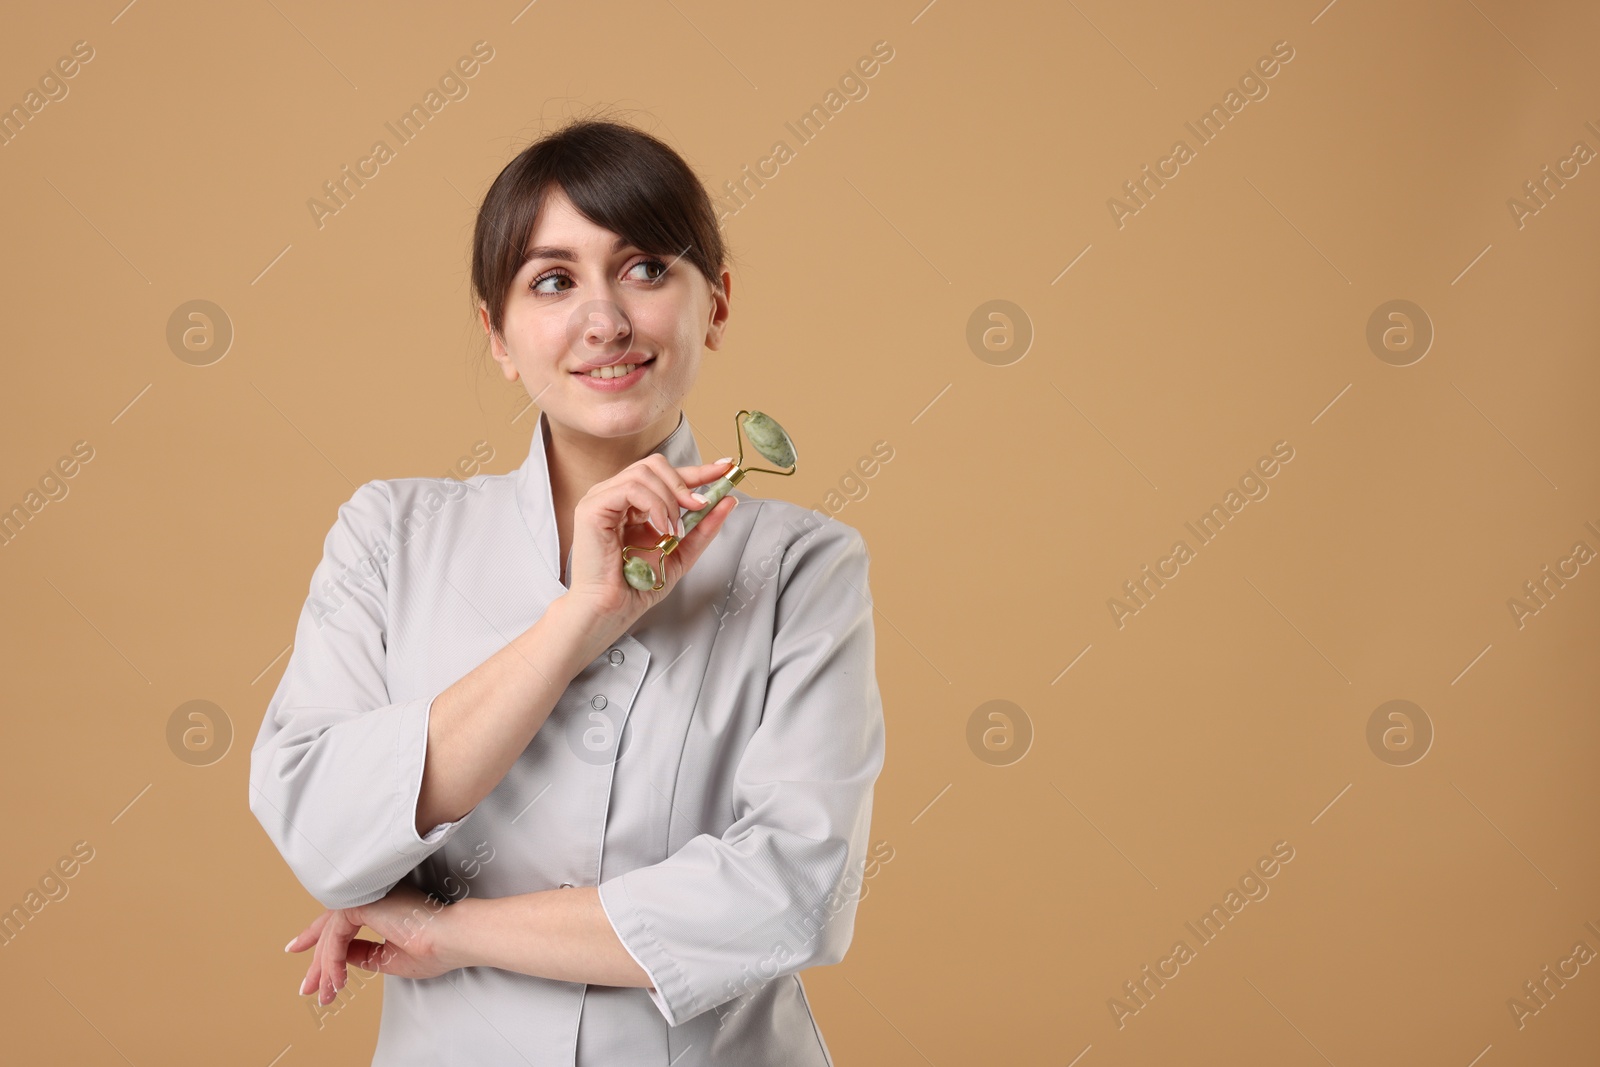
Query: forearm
xmin=414 ymin=596 xmax=617 ymax=835
xmin=438 ymin=887 xmax=654 ymax=989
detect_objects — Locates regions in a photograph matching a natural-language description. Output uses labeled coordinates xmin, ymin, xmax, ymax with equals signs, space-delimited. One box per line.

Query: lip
xmin=575 ymin=351 xmax=652 ymax=370
xmin=573 ymin=356 xmax=653 ymax=391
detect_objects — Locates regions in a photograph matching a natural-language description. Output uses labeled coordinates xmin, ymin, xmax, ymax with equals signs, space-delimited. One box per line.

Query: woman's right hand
xmin=558 ymin=454 xmax=740 ymax=646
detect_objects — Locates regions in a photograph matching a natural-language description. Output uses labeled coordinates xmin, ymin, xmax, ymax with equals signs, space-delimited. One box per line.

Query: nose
xmin=576 ymin=300 xmax=630 ymax=348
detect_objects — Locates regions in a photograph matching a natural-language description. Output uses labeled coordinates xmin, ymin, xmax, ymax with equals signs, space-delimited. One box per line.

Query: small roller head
xmin=743 ymin=410 xmax=796 ymax=470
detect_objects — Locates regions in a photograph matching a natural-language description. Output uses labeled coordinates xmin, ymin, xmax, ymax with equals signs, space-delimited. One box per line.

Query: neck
xmin=544 ymin=410 xmax=681 ymax=515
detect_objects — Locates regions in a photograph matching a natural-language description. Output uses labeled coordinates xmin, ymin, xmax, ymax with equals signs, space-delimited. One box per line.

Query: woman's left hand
xmin=285 ymin=884 xmax=460 ymax=1005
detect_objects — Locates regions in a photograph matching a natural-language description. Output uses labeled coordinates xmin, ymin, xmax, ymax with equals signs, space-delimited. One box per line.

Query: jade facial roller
xmin=620 ymin=409 xmax=798 ymax=591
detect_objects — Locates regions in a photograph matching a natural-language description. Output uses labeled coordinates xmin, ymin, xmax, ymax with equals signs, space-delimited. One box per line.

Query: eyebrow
xmin=522 ymin=235 xmax=634 ymax=266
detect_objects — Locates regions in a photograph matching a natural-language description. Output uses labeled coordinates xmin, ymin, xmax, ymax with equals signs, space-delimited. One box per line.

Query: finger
xmin=286 ymin=909 xmax=334 ymax=953
xmin=316 ymin=929 xmax=333 ymax=1004
xmin=619 ymin=517 xmax=664 ymax=547
xmin=631 ymin=466 xmax=693 ymax=540
xmin=301 ymin=923 xmax=328 ymax=995
xmin=619 ymin=519 xmax=662 ymax=545
xmin=631 ymin=459 xmax=726 ymax=538
xmin=584 ymin=472 xmax=683 ymax=542
xmin=600 ymin=457 xmax=732 ymax=538
xmin=323 ymin=920 xmax=353 ymax=1001
xmin=642 ymin=454 xmax=730 ymax=510
xmin=662 ymin=495 xmax=738 ymax=581
xmin=320 ymin=947 xmax=339 ymax=1006
xmin=683 ymin=456 xmax=737 ymax=486
xmin=345 ymin=937 xmax=388 ymax=974
xmin=313 ymin=911 xmax=358 ymax=1005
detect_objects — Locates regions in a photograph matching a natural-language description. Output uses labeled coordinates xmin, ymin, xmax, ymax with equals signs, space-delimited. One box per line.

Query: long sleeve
xmin=249 ymin=480 xmax=474 ymax=910
xmin=597 ymin=520 xmax=886 ymax=1028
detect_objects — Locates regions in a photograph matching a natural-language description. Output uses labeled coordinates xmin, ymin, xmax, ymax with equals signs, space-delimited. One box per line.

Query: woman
xmin=249 ymin=118 xmax=886 ymax=1065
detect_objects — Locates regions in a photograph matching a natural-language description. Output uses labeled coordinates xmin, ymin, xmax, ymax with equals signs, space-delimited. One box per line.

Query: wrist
xmin=432 ymin=893 xmax=489 ymax=972
xmin=545 ymin=593 xmax=627 ymax=665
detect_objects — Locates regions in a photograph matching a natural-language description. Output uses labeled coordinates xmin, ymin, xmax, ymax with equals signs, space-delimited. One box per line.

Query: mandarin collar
xmin=515 ymin=408 xmax=703 ymax=587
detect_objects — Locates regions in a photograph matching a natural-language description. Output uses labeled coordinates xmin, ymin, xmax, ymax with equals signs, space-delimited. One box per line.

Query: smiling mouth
xmin=576 ymin=356 xmax=655 ymax=379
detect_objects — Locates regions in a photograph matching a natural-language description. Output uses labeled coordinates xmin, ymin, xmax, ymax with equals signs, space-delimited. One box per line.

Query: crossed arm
xmin=256 ymin=485 xmax=882 ymax=1024
xmin=286 ymin=884 xmax=652 ymax=1007
xmin=281 ymin=587 xmax=656 ymax=1005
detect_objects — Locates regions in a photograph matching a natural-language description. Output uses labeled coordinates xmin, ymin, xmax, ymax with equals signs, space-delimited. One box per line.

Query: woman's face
xmin=482 ymin=185 xmax=730 ymax=446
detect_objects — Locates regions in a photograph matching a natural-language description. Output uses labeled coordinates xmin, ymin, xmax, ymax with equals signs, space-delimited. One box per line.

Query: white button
xmin=591 ymin=694 xmax=608 ymax=710
xmin=608 ymin=649 xmax=625 ymax=666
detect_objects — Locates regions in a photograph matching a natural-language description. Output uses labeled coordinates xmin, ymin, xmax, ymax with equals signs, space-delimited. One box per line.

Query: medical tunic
xmin=248 ymin=409 xmax=885 ymax=1065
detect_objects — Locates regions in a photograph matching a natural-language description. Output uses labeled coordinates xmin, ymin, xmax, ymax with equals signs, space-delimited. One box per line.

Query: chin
xmin=559 ymin=401 xmax=664 ymax=438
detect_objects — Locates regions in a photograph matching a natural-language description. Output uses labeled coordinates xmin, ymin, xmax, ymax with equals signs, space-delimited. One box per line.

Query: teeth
xmin=588 ymin=362 xmax=643 ymax=378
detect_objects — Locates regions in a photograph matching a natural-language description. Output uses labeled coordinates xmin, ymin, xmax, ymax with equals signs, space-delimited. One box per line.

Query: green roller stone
xmin=743 ymin=411 xmax=796 ymax=469
xmin=623 ymin=556 xmax=658 ymax=591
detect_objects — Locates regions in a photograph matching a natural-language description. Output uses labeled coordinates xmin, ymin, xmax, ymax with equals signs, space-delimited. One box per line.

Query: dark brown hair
xmin=470 ymin=117 xmax=730 ymax=341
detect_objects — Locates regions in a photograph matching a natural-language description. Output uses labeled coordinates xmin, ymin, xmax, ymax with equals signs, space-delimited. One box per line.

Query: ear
xmin=704 ymin=269 xmax=732 ymax=352
xmin=479 ymin=302 xmax=519 ymax=382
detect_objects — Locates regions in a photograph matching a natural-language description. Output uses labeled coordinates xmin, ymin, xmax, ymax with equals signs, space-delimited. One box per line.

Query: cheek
xmin=628 ymin=308 xmax=677 ymax=348
xmin=671 ymin=320 xmax=703 ymax=356
xmin=632 ymin=297 xmax=703 ymax=350
xmin=509 ymin=307 xmax=577 ymax=362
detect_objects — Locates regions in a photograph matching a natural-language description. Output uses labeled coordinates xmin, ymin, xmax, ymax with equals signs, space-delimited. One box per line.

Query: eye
xmin=528 ymin=257 xmax=669 ymax=296
xmin=530 ymin=269 xmax=572 ymax=295
xmin=630 ymin=257 xmax=669 ymax=283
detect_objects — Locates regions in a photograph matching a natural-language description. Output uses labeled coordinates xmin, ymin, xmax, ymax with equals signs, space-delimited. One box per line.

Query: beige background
xmin=2 ymin=0 xmax=1597 ymax=1063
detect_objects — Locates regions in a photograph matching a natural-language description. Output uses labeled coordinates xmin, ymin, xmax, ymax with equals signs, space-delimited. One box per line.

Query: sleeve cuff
xmin=598 ymin=873 xmax=691 ymax=1028
xmin=399 ymin=691 xmax=476 ymax=848
xmin=419 ymin=819 xmax=461 ymax=842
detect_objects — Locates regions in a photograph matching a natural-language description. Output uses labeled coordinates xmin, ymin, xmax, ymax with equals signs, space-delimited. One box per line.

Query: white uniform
xmin=249 ymin=409 xmax=885 ymax=1065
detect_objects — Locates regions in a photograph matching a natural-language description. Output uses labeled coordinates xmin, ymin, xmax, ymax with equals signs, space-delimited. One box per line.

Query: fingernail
xmin=284 ymin=938 xmax=296 ymax=952
xmin=690 ymin=492 xmax=708 ymax=506
xmin=714 ymin=456 xmax=732 ymax=465
xmin=676 ymin=515 xmax=686 ymax=537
